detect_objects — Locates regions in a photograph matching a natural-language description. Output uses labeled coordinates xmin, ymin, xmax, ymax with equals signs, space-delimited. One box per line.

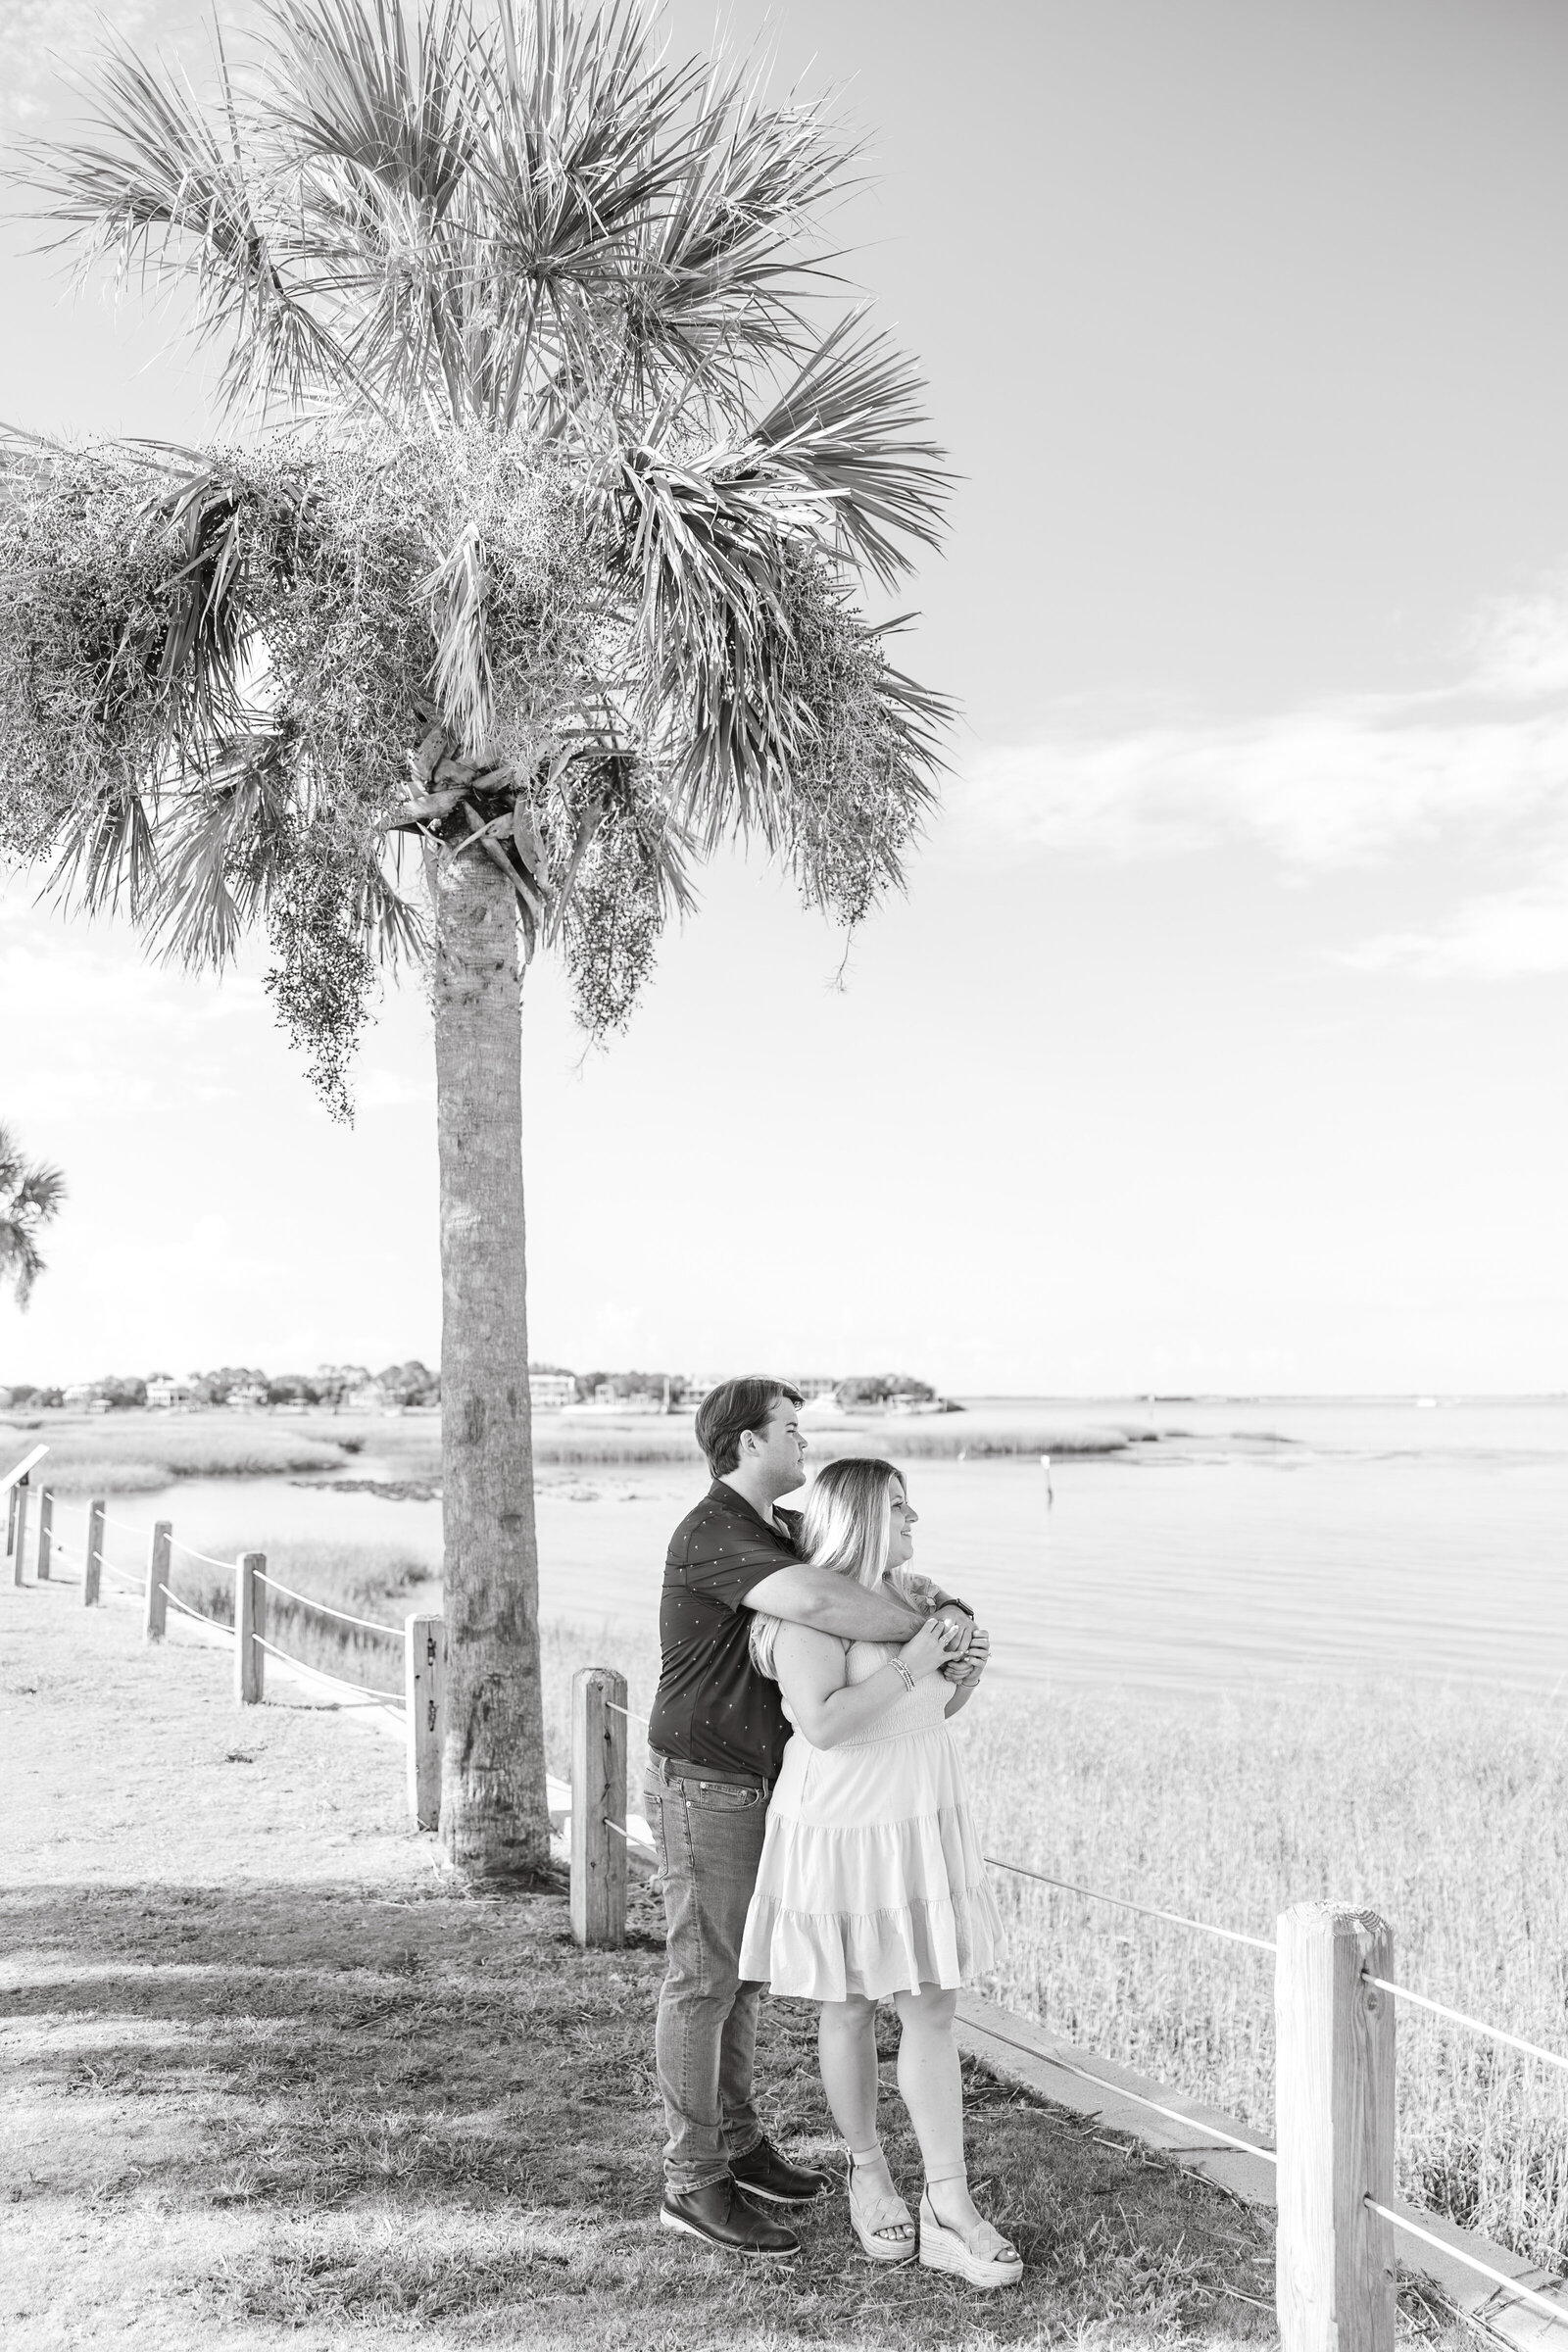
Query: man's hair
xmin=696 ymin=1376 xmax=804 ymax=1476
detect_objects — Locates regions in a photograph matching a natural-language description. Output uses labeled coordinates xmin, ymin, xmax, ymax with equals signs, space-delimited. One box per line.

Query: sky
xmin=2 ymin=0 xmax=1566 ymax=1396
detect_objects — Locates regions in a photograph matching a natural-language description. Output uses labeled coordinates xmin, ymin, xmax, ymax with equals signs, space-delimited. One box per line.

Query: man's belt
xmin=652 ymin=1752 xmax=771 ymax=1791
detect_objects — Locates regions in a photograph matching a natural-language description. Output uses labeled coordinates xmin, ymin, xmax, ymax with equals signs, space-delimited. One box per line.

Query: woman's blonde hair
xmin=750 ymin=1456 xmax=915 ymax=1683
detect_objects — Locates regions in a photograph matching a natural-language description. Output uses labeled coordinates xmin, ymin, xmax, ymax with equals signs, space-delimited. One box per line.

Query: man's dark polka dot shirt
xmin=647 ymin=1481 xmax=802 ymax=1778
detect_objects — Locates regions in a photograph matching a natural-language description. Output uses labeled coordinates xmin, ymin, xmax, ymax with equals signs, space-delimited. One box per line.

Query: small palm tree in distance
xmin=0 ymin=0 xmax=952 ymax=1883
xmin=0 ymin=1128 xmax=67 ymax=1310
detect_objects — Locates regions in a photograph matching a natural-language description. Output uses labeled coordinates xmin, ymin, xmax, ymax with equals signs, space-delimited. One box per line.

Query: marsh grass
xmin=4 ymin=1411 xmax=353 ymax=1491
xmin=964 ymin=1684 xmax=1568 ymax=2273
xmin=517 ymin=1417 xmax=1138 ymax=1466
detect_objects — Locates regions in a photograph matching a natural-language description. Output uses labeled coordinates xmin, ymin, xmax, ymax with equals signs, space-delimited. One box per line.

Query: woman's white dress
xmin=737 ymin=1637 xmax=1003 ymax=2001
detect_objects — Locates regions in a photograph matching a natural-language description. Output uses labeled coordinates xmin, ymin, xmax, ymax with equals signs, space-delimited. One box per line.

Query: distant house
xmin=794 ymin=1375 xmax=840 ymax=1401
xmin=528 ymin=1372 xmax=575 ymax=1410
xmin=226 ymin=1382 xmax=270 ymax=1411
xmin=62 ymin=1382 xmax=107 ymax=1412
xmin=146 ymin=1377 xmax=195 ymax=1410
xmin=341 ymin=1378 xmax=388 ymax=1414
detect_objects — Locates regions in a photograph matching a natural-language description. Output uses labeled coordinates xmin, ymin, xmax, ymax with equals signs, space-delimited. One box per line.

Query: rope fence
xmin=984 ymin=1855 xmax=1278 ymax=1955
xmin=1370 ymin=2200 xmax=1568 ymax=2328
xmin=3 ymin=1465 xmax=426 ymax=1764
xmin=964 ymin=2010 xmax=1279 ymax=2167
xmin=253 ymin=1633 xmax=406 ymax=1713
xmin=1366 ymin=1973 xmax=1568 ymax=2080
xmin=168 ymin=1531 xmax=243 ymax=1573
xmin=984 ymin=1855 xmax=1568 ymax=2081
xmin=158 ymin=1582 xmax=230 ymax=1634
xmin=253 ymin=1568 xmax=402 ymax=1642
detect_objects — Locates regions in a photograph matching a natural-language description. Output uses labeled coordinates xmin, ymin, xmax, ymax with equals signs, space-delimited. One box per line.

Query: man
xmin=645 ymin=1375 xmax=982 ymax=2258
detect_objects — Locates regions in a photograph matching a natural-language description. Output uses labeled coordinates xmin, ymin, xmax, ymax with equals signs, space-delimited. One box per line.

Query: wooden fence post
xmin=570 ymin=1665 xmax=627 ymax=1949
xmin=5 ymin=1480 xmax=15 ymax=1556
xmin=1276 ymin=1903 xmax=1396 ymax=2352
xmin=84 ymin=1499 xmax=104 ymax=1606
xmin=405 ymin=1613 xmax=447 ymax=1831
xmin=144 ymin=1521 xmax=172 ymax=1642
xmin=235 ymin=1551 xmax=266 ymax=1703
xmin=11 ymin=1479 xmax=27 ymax=1586
xmin=35 ymin=1489 xmax=53 ymax=1581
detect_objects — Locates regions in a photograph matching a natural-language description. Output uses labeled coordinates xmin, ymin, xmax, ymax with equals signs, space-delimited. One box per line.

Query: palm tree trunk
xmin=429 ymin=844 xmax=549 ymax=1884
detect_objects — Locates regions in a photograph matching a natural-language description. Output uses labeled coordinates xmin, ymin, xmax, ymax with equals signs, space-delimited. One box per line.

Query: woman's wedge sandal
xmin=846 ymin=2149 xmax=917 ymax=2265
xmin=917 ymin=2187 xmax=1023 ymax=2288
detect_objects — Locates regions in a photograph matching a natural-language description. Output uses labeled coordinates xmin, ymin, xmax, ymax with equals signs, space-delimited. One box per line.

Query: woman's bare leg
xmin=890 ymin=1983 xmax=984 ymax=2233
xmin=818 ymin=1996 xmax=914 ymax=2242
xmin=817 ymin=1995 xmax=880 ymax=2149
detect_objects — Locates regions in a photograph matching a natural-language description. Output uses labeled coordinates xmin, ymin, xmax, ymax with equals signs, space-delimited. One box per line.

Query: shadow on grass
xmin=2 ymin=1877 xmax=1278 ymax=2349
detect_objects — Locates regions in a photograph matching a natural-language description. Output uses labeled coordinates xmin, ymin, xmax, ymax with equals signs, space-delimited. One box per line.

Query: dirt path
xmin=1 ymin=1572 xmax=1283 ymax=2351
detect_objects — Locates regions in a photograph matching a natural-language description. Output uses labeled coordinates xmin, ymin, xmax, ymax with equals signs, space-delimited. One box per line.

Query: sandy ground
xmin=3 ymin=1567 xmax=427 ymax=1887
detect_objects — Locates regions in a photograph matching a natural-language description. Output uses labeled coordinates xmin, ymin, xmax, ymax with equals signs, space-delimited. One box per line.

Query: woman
xmin=738 ymin=1456 xmax=1018 ymax=2288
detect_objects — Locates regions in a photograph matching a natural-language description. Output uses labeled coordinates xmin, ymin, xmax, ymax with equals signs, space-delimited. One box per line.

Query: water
xmin=88 ymin=1397 xmax=1568 ymax=1698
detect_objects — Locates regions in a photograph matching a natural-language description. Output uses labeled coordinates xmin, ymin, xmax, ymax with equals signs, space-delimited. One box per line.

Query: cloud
xmin=3 ymin=2 xmax=267 ymax=127
xmin=955 ymin=581 xmax=1568 ymax=978
xmin=1340 ymin=861 xmax=1568 ymax=979
xmin=0 ymin=907 xmax=270 ymax=1124
xmin=4 ymin=1 xmax=156 ymax=122
xmin=958 ymin=699 xmax=1568 ymax=870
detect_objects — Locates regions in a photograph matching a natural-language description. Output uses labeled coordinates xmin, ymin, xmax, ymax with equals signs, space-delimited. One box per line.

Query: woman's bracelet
xmin=890 ymin=1658 xmax=915 ymax=1694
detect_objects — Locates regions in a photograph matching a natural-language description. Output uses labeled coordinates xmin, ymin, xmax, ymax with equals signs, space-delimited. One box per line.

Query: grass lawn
xmin=0 ymin=1577 xmax=1295 ymax=2352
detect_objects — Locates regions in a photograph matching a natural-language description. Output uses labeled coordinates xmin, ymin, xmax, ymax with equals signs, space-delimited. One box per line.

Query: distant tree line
xmin=2 ymin=1364 xmax=954 ymax=1413
xmin=0 ymin=1359 xmax=440 ymax=1410
xmin=834 ymin=1374 xmax=940 ymax=1406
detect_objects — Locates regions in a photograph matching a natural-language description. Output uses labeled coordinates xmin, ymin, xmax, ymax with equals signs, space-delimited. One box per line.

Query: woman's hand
xmin=898 ymin=1612 xmax=965 ymax=1682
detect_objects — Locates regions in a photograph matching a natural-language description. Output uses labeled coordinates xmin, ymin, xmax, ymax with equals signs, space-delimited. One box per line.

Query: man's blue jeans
xmin=644 ymin=1750 xmax=769 ymax=2193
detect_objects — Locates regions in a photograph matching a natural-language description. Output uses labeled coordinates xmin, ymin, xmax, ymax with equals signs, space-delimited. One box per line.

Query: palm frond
xmin=0 ymin=1127 xmax=66 ymax=1310
xmin=749 ymin=315 xmax=951 ymax=587
xmin=146 ymin=755 xmax=297 ymax=970
xmin=43 ymin=774 xmax=162 ymax=921
xmin=13 ymin=28 xmax=353 ymax=418
xmin=423 ymin=517 xmax=494 ymax=753
xmin=0 ymin=1224 xmax=49 ymax=1309
xmin=353 ymin=849 xmax=429 ymax=962
xmin=10 ymin=1163 xmax=69 ymax=1222
xmin=611 ymin=82 xmax=857 ymax=416
xmin=610 ymin=432 xmax=838 ymax=822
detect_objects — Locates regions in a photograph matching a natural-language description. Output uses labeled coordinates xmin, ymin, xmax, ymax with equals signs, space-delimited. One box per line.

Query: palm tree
xmin=0 ymin=0 xmax=951 ymax=1884
xmin=0 ymin=1128 xmax=67 ymax=1308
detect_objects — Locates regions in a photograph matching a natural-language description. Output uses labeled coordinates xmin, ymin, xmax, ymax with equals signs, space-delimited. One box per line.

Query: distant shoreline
xmin=4 ymin=1395 xmax=1565 ymax=1496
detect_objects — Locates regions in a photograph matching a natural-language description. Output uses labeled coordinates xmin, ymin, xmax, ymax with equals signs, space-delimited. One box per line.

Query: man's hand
xmin=928 ymin=1596 xmax=975 ymax=1662
xmin=942 ymin=1625 xmax=990 ymax=1686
